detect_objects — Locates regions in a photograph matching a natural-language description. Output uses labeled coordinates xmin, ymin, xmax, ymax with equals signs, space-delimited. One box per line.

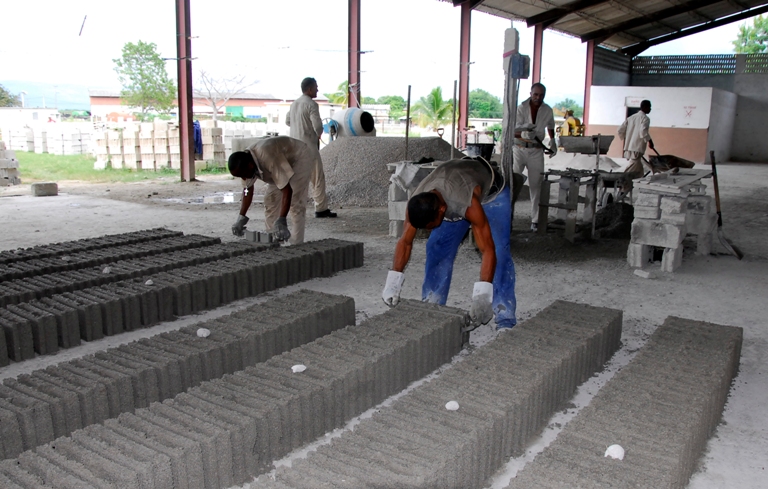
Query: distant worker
xmin=286 ymin=76 xmax=337 ymax=218
xmin=228 ymin=136 xmax=315 ymax=245
xmin=513 ymin=82 xmax=557 ymax=232
xmin=618 ymin=99 xmax=655 ymax=185
xmin=558 ymin=109 xmax=582 ymax=137
xmin=381 ymin=159 xmax=516 ymax=330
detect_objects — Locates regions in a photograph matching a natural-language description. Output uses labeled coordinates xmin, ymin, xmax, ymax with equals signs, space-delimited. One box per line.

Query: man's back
xmin=287 ymin=95 xmax=323 ymax=149
xmin=619 ymin=111 xmax=650 ymax=153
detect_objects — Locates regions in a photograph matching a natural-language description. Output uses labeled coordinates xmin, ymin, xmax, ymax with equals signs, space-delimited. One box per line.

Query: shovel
xmin=709 ymin=151 xmax=743 ymax=260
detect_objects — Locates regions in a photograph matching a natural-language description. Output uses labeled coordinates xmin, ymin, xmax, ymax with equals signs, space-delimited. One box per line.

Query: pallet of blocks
xmin=139 ymin=122 xmax=155 ymax=171
xmin=47 ymin=127 xmax=89 ymax=155
xmin=122 ymin=128 xmax=141 ymax=170
xmin=92 ymin=131 xmax=110 ymax=169
xmin=33 ymin=129 xmax=48 ymax=154
xmin=202 ymin=126 xmax=225 ymax=166
xmin=8 ymin=128 xmax=34 ymax=152
xmin=168 ymin=126 xmax=181 ymax=169
xmin=153 ymin=121 xmax=170 ymax=169
xmin=0 ymin=140 xmax=21 ymax=186
xmin=107 ymin=130 xmax=124 ymax=168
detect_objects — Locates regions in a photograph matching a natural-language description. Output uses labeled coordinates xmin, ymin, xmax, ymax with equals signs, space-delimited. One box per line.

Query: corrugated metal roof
xmin=445 ymin=0 xmax=768 ymax=54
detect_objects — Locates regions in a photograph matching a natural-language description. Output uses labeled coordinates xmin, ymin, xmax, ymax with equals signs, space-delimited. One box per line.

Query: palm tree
xmin=324 ymin=81 xmax=348 ymax=107
xmin=411 ymin=87 xmax=454 ymax=131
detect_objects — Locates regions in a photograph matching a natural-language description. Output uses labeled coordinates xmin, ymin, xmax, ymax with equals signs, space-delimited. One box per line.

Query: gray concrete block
xmin=31 ymin=182 xmax=58 ymax=197
xmin=661 ymin=246 xmax=683 ymax=273
xmin=19 ymin=446 xmax=108 ymax=488
xmin=633 ymin=205 xmax=660 ymax=220
xmin=0 ymin=404 xmax=25 ymax=460
xmin=8 ymin=375 xmax=81 ymax=439
xmin=34 ymin=367 xmax=108 ymax=428
xmin=6 ymin=303 xmax=58 ymax=355
xmin=71 ymin=358 xmax=135 ymax=416
xmin=35 ymin=298 xmax=81 ymax=349
xmin=0 ymin=310 xmax=35 ymax=361
xmin=92 ymin=351 xmax=159 ymax=409
xmin=631 ymin=219 xmax=686 ymax=249
xmin=0 ymin=385 xmax=54 ymax=452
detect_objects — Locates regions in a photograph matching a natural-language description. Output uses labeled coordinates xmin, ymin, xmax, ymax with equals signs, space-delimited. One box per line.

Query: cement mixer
xmin=324 ymin=107 xmax=376 ymax=142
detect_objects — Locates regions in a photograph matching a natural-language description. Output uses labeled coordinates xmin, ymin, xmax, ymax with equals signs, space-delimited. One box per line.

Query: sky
xmin=0 ymin=0 xmax=754 ymax=110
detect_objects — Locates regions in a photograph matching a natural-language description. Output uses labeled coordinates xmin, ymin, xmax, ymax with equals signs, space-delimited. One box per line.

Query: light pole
xmin=20 ymin=91 xmax=27 ymax=108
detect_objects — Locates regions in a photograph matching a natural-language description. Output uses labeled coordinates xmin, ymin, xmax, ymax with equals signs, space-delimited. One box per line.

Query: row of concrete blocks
xmin=0 ymin=299 xmax=467 ymax=488
xmin=0 ymin=228 xmax=183 ymax=266
xmin=0 ymin=289 xmax=356 ymax=462
xmin=506 ymin=316 xmax=742 ymax=488
xmin=0 ymin=234 xmax=222 ymax=283
xmin=255 ymin=300 xmax=624 ymax=489
xmin=0 ymin=241 xmax=265 ymax=308
xmin=1 ymin=239 xmax=364 ymax=367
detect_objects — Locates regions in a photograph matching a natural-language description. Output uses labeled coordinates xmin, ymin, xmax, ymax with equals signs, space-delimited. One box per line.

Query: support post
xmin=583 ymin=40 xmax=595 ymax=135
xmin=405 ymin=85 xmax=411 ymax=160
xmin=348 ymin=0 xmax=361 ymax=108
xmin=451 ymin=79 xmax=457 ymax=160
xmin=532 ymin=23 xmax=544 ymax=84
xmin=501 ymin=28 xmax=520 ymax=203
xmin=176 ymin=0 xmax=195 ymax=182
xmin=458 ymin=2 xmax=471 ymax=149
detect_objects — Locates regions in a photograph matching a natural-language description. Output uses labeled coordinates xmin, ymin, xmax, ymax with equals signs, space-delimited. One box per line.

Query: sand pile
xmin=320 ymin=136 xmax=461 ymax=207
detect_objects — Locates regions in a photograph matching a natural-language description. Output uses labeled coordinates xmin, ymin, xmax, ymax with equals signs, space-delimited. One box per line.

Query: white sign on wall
xmin=625 ymin=97 xmax=644 ymax=108
xmin=591 ymin=86 xmax=713 ymax=129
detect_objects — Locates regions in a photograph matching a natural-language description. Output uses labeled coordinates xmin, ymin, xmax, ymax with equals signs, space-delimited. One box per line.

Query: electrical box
xmin=510 ymin=53 xmax=530 ymax=79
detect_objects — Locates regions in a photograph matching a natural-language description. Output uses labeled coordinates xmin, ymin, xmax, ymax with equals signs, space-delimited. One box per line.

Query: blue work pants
xmin=422 ymin=186 xmax=517 ymax=327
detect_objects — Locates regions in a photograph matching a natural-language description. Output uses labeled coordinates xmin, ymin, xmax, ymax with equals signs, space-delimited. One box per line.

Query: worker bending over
xmin=228 ymin=136 xmax=314 ymax=245
xmin=382 ymin=159 xmax=516 ymax=329
xmin=618 ymin=99 xmax=654 ymax=192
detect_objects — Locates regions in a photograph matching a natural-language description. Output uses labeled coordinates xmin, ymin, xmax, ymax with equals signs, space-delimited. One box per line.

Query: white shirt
xmin=516 ymin=98 xmax=555 ymax=142
xmin=618 ymin=111 xmax=651 ymax=155
xmin=286 ymin=94 xmax=323 ymax=152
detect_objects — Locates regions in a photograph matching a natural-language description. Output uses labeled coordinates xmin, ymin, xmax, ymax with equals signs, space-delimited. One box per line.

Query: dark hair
xmin=228 ymin=150 xmax=253 ymax=176
xmin=301 ymin=77 xmax=317 ymax=92
xmin=531 ymin=82 xmax=546 ymax=92
xmin=640 ymin=99 xmax=651 ymax=109
xmin=407 ymin=192 xmax=441 ymax=229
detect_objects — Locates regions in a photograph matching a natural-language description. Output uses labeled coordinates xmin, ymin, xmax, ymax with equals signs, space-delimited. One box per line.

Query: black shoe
xmin=315 ymin=209 xmax=337 ymax=218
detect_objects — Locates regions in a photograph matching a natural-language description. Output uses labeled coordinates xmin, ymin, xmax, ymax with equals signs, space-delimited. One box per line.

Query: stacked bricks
xmin=628 ymin=182 xmax=715 ymax=272
xmin=1 ymin=237 xmax=363 ymax=366
xmin=0 ymin=289 xmax=356 ymax=461
xmin=46 ymin=127 xmax=90 ymax=156
xmin=0 ymin=298 xmax=466 ymax=487
xmin=139 ymin=122 xmax=155 ymax=171
xmin=122 ymin=129 xmax=142 ymax=170
xmin=202 ymin=127 xmax=225 ymax=166
xmin=153 ymin=121 xmax=170 ymax=169
xmin=256 ymin=300 xmax=622 ymax=488
xmin=168 ymin=126 xmax=181 ymax=169
xmin=8 ymin=128 xmax=33 ymax=152
xmin=32 ymin=129 xmax=47 ymax=154
xmin=0 ymin=141 xmax=21 ymax=186
xmin=506 ymin=316 xmax=742 ymax=489
xmin=92 ymin=131 xmax=110 ymax=170
xmin=107 ymin=130 xmax=124 ymax=169
xmin=223 ymin=122 xmax=259 ymax=159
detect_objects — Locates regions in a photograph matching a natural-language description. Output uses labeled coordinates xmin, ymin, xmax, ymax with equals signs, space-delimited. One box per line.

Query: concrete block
xmin=258 ymin=231 xmax=274 ymax=244
xmin=9 ymin=375 xmax=82 ymax=438
xmin=660 ymin=211 xmax=687 ymax=226
xmin=626 ymin=242 xmax=651 ymax=268
xmin=660 ymin=195 xmax=686 ymax=214
xmin=388 ymin=183 xmax=408 ymax=202
xmin=634 ymin=269 xmax=656 ymax=279
xmin=388 ymin=200 xmax=407 ymax=220
xmin=244 ymin=229 xmax=258 ymax=242
xmin=0 ymin=328 xmax=7 ymax=368
xmin=30 ymin=182 xmax=58 ymax=197
xmin=696 ymin=232 xmax=713 ymax=256
xmin=0 ymin=385 xmax=55 ymax=452
xmin=633 ymin=205 xmax=659 ymax=220
xmin=6 ymin=303 xmax=58 ymax=355
xmin=0 ymin=310 xmax=35 ymax=361
xmin=687 ymin=212 xmax=717 ymax=235
xmin=687 ymin=195 xmax=713 ymax=214
xmin=634 ymin=190 xmax=661 ymax=207
xmin=661 ymin=246 xmax=683 ymax=273
xmin=631 ymin=220 xmax=686 ymax=249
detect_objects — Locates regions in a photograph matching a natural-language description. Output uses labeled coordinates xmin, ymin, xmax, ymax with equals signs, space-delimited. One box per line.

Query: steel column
xmin=458 ymin=2 xmax=471 ymax=148
xmin=583 ymin=40 xmax=595 ymax=134
xmin=348 ymin=0 xmax=361 ymax=108
xmin=532 ymin=23 xmax=544 ymax=84
xmin=175 ymin=0 xmax=195 ymax=181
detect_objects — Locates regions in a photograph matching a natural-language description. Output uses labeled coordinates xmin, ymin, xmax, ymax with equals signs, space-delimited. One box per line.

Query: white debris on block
xmin=605 ymin=444 xmax=625 ymax=460
xmin=291 ymin=364 xmax=307 ymax=373
xmin=445 ymin=401 xmax=460 ymax=411
xmin=197 ymin=328 xmax=211 ymax=338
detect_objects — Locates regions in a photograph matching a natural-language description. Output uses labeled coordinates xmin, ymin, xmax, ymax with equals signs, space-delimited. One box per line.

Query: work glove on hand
xmin=273 ymin=217 xmax=291 ymax=242
xmin=548 ymin=138 xmax=558 ymax=159
xmin=382 ymin=270 xmax=405 ymax=307
xmin=231 ymin=215 xmax=249 ymax=237
xmin=469 ymin=281 xmax=494 ymax=327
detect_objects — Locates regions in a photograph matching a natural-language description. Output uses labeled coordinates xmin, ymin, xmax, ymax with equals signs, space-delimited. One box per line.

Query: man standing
xmin=228 ymin=136 xmax=314 ymax=245
xmin=618 ymin=99 xmax=654 ymax=183
xmin=381 ymin=159 xmax=517 ymax=330
xmin=513 ymin=82 xmax=556 ymax=231
xmin=286 ymin=77 xmax=337 ymax=218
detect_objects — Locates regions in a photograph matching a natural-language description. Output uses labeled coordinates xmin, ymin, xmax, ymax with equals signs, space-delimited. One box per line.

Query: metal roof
xmin=448 ymin=0 xmax=768 ymax=56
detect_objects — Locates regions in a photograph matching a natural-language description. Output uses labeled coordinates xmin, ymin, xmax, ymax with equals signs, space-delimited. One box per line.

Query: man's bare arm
xmin=279 ymin=185 xmax=293 ymax=218
xmin=239 ymin=186 xmax=254 ymax=216
xmin=392 ymin=215 xmax=418 ymax=272
xmin=465 ymin=193 xmax=496 ymax=283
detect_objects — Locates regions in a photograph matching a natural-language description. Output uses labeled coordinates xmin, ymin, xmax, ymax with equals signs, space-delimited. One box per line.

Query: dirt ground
xmin=1 ymin=163 xmax=767 ymax=488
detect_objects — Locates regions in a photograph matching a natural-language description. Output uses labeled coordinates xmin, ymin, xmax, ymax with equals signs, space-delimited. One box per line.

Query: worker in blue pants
xmin=382 ymin=159 xmax=516 ymax=329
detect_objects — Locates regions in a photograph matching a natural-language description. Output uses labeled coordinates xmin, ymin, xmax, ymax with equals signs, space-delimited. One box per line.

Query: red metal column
xmin=532 ymin=24 xmax=544 ymax=84
xmin=176 ymin=0 xmax=195 ymax=181
xmin=348 ymin=0 xmax=361 ymax=108
xmin=583 ymin=40 xmax=595 ymax=135
xmin=458 ymin=2 xmax=471 ymax=148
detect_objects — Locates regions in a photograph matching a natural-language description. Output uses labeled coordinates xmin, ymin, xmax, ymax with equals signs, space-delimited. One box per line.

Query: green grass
xmin=15 ymin=152 xmax=226 ymax=183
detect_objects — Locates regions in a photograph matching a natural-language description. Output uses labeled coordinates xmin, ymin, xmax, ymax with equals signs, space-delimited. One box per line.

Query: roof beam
xmin=526 ymin=0 xmax=611 ymax=28
xmin=452 ymin=0 xmax=485 ymax=9
xmin=621 ymin=4 xmax=768 ymax=57
xmin=581 ymin=0 xmax=722 ymax=42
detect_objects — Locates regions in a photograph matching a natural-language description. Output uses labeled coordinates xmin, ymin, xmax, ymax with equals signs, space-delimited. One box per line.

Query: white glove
xmin=469 ymin=281 xmax=494 ymax=326
xmin=231 ymin=215 xmax=249 ymax=236
xmin=548 ymin=138 xmax=558 ymax=158
xmin=382 ymin=270 xmax=405 ymax=307
xmin=521 ymin=130 xmax=534 ymax=141
xmin=273 ymin=216 xmax=291 ymax=242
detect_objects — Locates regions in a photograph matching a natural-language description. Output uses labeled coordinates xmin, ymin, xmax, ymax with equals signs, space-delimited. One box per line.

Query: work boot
xmin=530 ymin=223 xmax=538 ymax=232
xmin=315 ymin=209 xmax=338 ymax=218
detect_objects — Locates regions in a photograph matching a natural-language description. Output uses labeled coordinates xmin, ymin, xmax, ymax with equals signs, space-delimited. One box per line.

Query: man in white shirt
xmin=618 ymin=99 xmax=655 ymax=186
xmin=286 ymin=77 xmax=337 ymax=218
xmin=513 ymin=83 xmax=556 ymax=231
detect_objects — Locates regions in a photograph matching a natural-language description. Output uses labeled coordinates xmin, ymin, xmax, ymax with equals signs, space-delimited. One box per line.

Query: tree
xmin=195 ymin=70 xmax=257 ymax=122
xmin=411 ymin=87 xmax=454 ymax=131
xmin=552 ymin=98 xmax=584 ymax=118
xmin=733 ymin=15 xmax=768 ymax=53
xmin=0 ymin=84 xmax=21 ymax=107
xmin=324 ymin=81 xmax=348 ymax=107
xmin=468 ymin=89 xmax=503 ymax=119
xmin=377 ymin=95 xmax=406 ymax=120
xmin=362 ymin=96 xmax=376 ymax=104
xmin=113 ymin=40 xmax=177 ymax=116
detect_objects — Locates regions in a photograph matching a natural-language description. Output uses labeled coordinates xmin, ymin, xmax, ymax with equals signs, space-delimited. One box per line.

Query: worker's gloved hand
xmin=231 ymin=215 xmax=249 ymax=237
xmin=382 ymin=270 xmax=405 ymax=307
xmin=469 ymin=281 xmax=494 ymax=327
xmin=548 ymin=138 xmax=558 ymax=158
xmin=273 ymin=217 xmax=291 ymax=242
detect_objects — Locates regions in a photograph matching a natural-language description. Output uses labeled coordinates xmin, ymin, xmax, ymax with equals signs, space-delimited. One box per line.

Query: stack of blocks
xmin=32 ymin=130 xmax=47 ymax=154
xmin=107 ymin=131 xmax=124 ymax=169
xmin=122 ymin=130 xmax=141 ymax=170
xmin=92 ymin=132 xmax=110 ymax=170
xmin=8 ymin=128 xmax=33 ymax=152
xmin=168 ymin=127 xmax=181 ymax=169
xmin=628 ymin=182 xmax=716 ymax=272
xmin=0 ymin=141 xmax=21 ymax=186
xmin=153 ymin=122 xmax=170 ymax=169
xmin=47 ymin=128 xmax=90 ymax=156
xmin=139 ymin=123 xmax=155 ymax=171
xmin=202 ymin=127 xmax=225 ymax=165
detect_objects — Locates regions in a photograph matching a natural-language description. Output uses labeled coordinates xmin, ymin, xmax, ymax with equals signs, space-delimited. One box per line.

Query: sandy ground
xmin=1 ymin=163 xmax=767 ymax=488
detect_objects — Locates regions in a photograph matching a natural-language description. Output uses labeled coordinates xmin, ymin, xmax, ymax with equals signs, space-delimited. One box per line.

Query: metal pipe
xmin=405 ymin=85 xmax=411 ymax=160
xmin=451 ymin=80 xmax=457 ymax=160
